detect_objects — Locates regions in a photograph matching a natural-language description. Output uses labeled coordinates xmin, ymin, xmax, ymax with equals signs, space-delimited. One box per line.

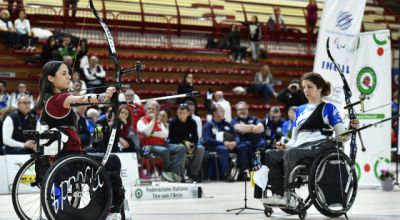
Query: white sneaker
xmin=264 ymin=194 xmax=287 ymax=206
xmin=106 ymin=212 xmax=121 ymax=220
xmin=162 ymin=171 xmax=175 ymax=182
xmin=288 ymin=196 xmax=297 ymax=208
xmin=173 ymin=173 xmax=182 ymax=182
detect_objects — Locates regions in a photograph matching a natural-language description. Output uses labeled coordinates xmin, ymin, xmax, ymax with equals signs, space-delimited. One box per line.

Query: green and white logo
xmin=357 ymin=67 xmax=377 ymax=95
xmin=135 ymin=189 xmax=143 ymax=199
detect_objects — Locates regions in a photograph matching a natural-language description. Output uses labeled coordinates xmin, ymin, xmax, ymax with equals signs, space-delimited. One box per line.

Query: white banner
xmin=131 ymin=182 xmax=202 ymax=201
xmin=350 ymin=30 xmax=392 ymax=185
xmin=3 ymin=155 xmax=30 ymax=194
xmin=115 ymin=153 xmax=140 ymax=188
xmin=313 ymin=0 xmax=366 ymax=107
xmin=0 ymin=156 xmax=9 ymax=194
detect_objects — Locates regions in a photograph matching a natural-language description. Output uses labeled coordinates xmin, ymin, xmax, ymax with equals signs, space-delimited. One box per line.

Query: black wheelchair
xmin=262 ymin=140 xmax=358 ymax=220
xmin=11 ymin=130 xmax=123 ymax=220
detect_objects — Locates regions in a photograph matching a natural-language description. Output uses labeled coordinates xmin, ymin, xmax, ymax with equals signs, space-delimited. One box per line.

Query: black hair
xmin=0 ymin=80 xmax=6 ymax=87
xmin=185 ymin=100 xmax=195 ymax=106
xmin=37 ymin=61 xmax=65 ymax=108
xmin=183 ymin=73 xmax=193 ymax=83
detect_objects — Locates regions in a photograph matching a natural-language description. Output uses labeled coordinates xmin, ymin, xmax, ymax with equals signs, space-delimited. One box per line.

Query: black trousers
xmin=5 ymin=146 xmax=34 ymax=154
xmin=0 ymin=31 xmax=18 ymax=47
xmin=264 ymin=139 xmax=336 ymax=196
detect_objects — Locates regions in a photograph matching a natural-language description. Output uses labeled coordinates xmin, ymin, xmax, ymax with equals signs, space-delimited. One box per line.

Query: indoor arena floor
xmin=1 ymin=182 xmax=400 ymax=220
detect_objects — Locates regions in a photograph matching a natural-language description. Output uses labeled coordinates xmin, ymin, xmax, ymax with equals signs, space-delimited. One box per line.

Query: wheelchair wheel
xmin=41 ymin=154 xmax=113 ymax=220
xmin=281 ymin=167 xmax=313 ymax=215
xmin=264 ymin=206 xmax=273 ymax=217
xmin=297 ymin=203 xmax=307 ymax=220
xmin=309 ymin=149 xmax=357 ymax=218
xmin=12 ymin=158 xmax=43 ymax=220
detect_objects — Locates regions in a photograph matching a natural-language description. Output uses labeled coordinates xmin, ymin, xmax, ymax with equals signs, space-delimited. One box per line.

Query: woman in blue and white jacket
xmin=264 ymin=72 xmax=359 ymax=206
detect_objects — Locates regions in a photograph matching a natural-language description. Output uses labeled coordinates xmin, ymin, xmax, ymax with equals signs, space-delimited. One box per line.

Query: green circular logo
xmin=135 ymin=189 xmax=143 ymax=199
xmin=357 ymin=67 xmax=377 ymax=95
xmin=374 ymin=157 xmax=391 ymax=180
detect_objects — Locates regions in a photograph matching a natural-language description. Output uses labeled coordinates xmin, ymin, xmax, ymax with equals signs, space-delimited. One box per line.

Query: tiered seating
xmin=2 ymin=0 xmax=397 ymax=119
xmin=104 ymin=0 xmax=141 ymax=14
xmin=22 ymin=0 xmax=400 ymax=42
xmin=89 ymin=52 xmax=314 ymax=69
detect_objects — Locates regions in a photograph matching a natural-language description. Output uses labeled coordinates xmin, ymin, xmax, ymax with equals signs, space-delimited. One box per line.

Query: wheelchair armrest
xmin=23 ymin=130 xmax=39 ymax=138
xmin=40 ymin=130 xmax=61 ymax=142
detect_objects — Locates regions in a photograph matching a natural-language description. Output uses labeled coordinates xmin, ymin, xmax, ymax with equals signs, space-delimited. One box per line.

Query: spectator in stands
xmin=10 ymin=82 xmax=34 ymax=110
xmin=214 ymin=91 xmax=232 ymax=123
xmin=248 ymin=16 xmax=262 ymax=63
xmin=14 ymin=10 xmax=36 ymax=51
xmin=228 ymin=24 xmax=247 ymax=64
xmin=267 ymin=7 xmax=286 ymax=33
xmin=205 ymin=88 xmax=214 ymax=121
xmin=83 ymin=55 xmax=106 ymax=93
xmin=118 ymin=89 xmax=143 ymax=150
xmin=86 ymin=107 xmax=99 ymax=135
xmin=159 ymin=109 xmax=170 ymax=133
xmin=64 ymin=0 xmax=79 ymax=17
xmin=177 ymin=73 xmax=197 ymax=112
xmin=119 ymin=88 xmax=140 ymax=103
xmin=115 ymin=105 xmax=137 ymax=152
xmin=0 ymin=81 xmax=11 ymax=109
xmin=0 ymin=107 xmax=15 ymax=154
xmin=187 ymin=100 xmax=202 ymax=139
xmin=3 ymin=95 xmax=37 ymax=154
xmin=254 ymin=65 xmax=277 ymax=103
xmin=169 ymin=103 xmax=205 ymax=182
xmin=41 ymin=36 xmax=61 ymax=64
xmin=58 ymin=35 xmax=76 ymax=58
xmin=70 ymin=81 xmax=82 ymax=96
xmin=262 ymin=106 xmax=285 ymax=149
xmin=73 ymin=105 xmax=90 ymax=148
xmin=69 ymin=70 xmax=87 ymax=95
xmin=0 ymin=9 xmax=18 ymax=48
xmin=306 ymin=0 xmax=318 ymax=34
xmin=63 ymin=55 xmax=73 ymax=68
xmin=202 ymin=104 xmax=236 ymax=182
xmin=277 ymin=79 xmax=307 ymax=109
xmin=232 ymin=101 xmax=266 ymax=180
xmin=281 ymin=106 xmax=297 ymax=139
xmin=75 ymin=38 xmax=88 ymax=71
xmin=7 ymin=0 xmax=22 ymax=19
xmin=137 ymin=100 xmax=186 ymax=182
xmin=93 ymin=107 xmax=112 ymax=152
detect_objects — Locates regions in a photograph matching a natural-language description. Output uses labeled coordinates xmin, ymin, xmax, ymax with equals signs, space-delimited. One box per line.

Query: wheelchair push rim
xmin=41 ymin=154 xmax=113 ymax=220
xmin=309 ymin=150 xmax=358 ymax=218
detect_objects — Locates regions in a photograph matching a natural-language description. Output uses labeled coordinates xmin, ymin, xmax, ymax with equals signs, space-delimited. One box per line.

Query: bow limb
xmin=88 ymin=0 xmax=121 ymax=168
xmin=326 ymin=37 xmax=366 ymax=163
xmin=89 ymin=0 xmax=122 ymax=90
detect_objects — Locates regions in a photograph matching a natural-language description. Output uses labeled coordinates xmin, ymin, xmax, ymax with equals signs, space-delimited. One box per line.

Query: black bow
xmin=89 ymin=0 xmax=122 ymax=166
xmin=326 ymin=37 xmax=366 ymax=163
